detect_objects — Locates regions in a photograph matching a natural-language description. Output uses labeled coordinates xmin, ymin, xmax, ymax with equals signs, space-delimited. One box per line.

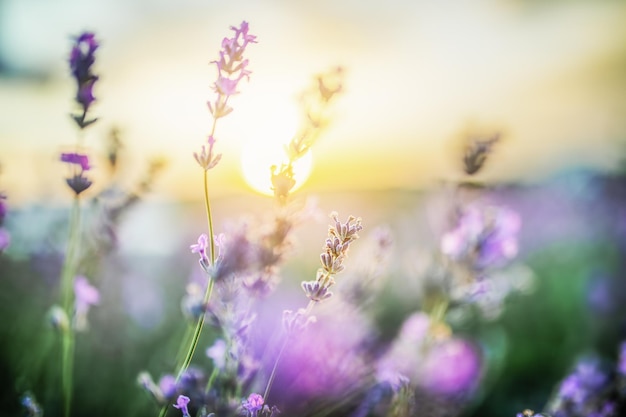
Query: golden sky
xmin=1 ymin=0 xmax=625 ymax=203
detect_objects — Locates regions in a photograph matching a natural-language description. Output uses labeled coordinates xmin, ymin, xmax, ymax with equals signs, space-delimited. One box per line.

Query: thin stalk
xmin=263 ymin=300 xmax=315 ymax=401
xmin=59 ymin=196 xmax=81 ymax=417
xmin=175 ymin=170 xmax=218 ymax=378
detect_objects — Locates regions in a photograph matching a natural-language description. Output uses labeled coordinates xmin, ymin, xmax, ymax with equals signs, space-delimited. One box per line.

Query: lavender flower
xmin=441 ymin=204 xmax=520 ymax=270
xmin=195 ymin=21 xmax=256 ymax=171
xmin=60 ymin=152 xmax=92 ymax=195
xmin=418 ymin=338 xmax=483 ymax=396
xmin=242 ymin=393 xmax=264 ymax=417
xmin=69 ymin=32 xmax=99 ymax=128
xmin=73 ymin=275 xmax=100 ymax=331
xmin=194 ymin=135 xmax=222 ymax=171
xmin=206 ymin=338 xmax=227 ymax=370
xmin=173 ymin=395 xmax=191 ymax=417
xmin=302 ymin=213 xmax=363 ymax=302
xmin=462 ymin=133 xmax=499 ymax=175
xmin=190 ymin=233 xmax=211 ymax=271
xmin=159 ymin=374 xmax=177 ymax=399
xmin=547 ymin=356 xmax=614 ymax=417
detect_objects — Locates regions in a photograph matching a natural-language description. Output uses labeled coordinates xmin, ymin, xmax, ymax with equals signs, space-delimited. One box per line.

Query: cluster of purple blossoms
xmin=194 ymin=21 xmax=256 ymax=172
xmin=0 ymin=192 xmax=9 ymax=252
xmin=173 ymin=395 xmax=191 ymax=417
xmin=69 ymin=32 xmax=99 ymax=128
xmin=441 ymin=204 xmax=521 ymax=270
xmin=301 ymin=212 xmax=363 ymax=303
xmin=242 ymin=393 xmax=264 ymax=417
xmin=544 ymin=353 xmax=626 ymax=417
xmin=60 ymin=152 xmax=92 ymax=195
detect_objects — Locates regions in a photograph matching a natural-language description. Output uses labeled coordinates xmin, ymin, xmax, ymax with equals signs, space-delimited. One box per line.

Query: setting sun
xmin=240 ymin=136 xmax=313 ymax=196
xmin=238 ymin=99 xmax=314 ymax=196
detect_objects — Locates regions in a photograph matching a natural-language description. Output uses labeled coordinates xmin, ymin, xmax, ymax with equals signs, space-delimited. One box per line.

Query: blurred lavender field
xmin=2 ymin=171 xmax=626 ymax=416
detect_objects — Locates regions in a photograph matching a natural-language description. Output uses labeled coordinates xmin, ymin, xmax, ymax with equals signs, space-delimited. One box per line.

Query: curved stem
xmin=60 ymin=196 xmax=81 ymax=417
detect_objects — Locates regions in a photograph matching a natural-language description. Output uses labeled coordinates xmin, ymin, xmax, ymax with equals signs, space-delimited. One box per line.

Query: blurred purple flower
xmin=69 ymin=32 xmax=99 ymax=117
xmin=0 ymin=228 xmax=9 ymax=252
xmin=190 ymin=233 xmax=210 ymax=268
xmin=276 ymin=302 xmax=371 ymax=403
xmin=242 ymin=393 xmax=264 ymax=417
xmin=441 ymin=205 xmax=520 ymax=269
xmin=61 ymin=152 xmax=91 ymax=171
xmin=61 ymin=152 xmax=92 ymax=195
xmin=419 ymin=338 xmax=483 ymax=396
xmin=206 ymin=338 xmax=227 ymax=370
xmin=158 ymin=374 xmax=177 ymax=399
xmin=74 ymin=275 xmax=100 ymax=313
xmin=173 ymin=395 xmax=190 ymax=417
xmin=73 ymin=275 xmax=99 ymax=330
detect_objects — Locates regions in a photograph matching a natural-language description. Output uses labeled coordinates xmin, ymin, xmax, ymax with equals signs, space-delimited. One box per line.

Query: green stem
xmin=59 ymin=196 xmax=81 ymax=417
xmin=175 ymin=170 xmax=218 ymax=378
xmin=204 ymin=170 xmax=216 ymax=263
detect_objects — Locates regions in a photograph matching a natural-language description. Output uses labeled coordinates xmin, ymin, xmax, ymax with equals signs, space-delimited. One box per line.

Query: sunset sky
xmin=1 ymin=0 xmax=625 ymax=203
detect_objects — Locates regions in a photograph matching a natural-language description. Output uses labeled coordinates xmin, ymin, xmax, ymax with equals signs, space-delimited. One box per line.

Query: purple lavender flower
xmin=197 ymin=21 xmax=256 ymax=170
xmin=193 ymin=135 xmax=222 ymax=171
xmin=173 ymin=395 xmax=190 ymax=417
xmin=548 ymin=356 xmax=612 ymax=416
xmin=419 ymin=338 xmax=483 ymax=396
xmin=242 ymin=393 xmax=264 ymax=417
xmin=441 ymin=205 xmax=520 ymax=269
xmin=206 ymin=338 xmax=227 ymax=370
xmin=69 ymin=32 xmax=99 ymax=126
xmin=618 ymin=341 xmax=626 ymax=375
xmin=158 ymin=374 xmax=177 ymax=399
xmin=60 ymin=152 xmax=91 ymax=171
xmin=60 ymin=152 xmax=92 ymax=195
xmin=73 ymin=275 xmax=100 ymax=331
xmin=190 ymin=233 xmax=211 ymax=270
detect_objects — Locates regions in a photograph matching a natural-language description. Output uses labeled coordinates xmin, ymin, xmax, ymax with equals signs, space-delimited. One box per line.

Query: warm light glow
xmin=241 ymin=138 xmax=313 ymax=196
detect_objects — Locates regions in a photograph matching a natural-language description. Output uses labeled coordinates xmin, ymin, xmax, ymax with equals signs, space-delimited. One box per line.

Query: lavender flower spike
xmin=60 ymin=152 xmax=92 ymax=195
xmin=69 ymin=32 xmax=99 ymax=128
xmin=173 ymin=395 xmax=191 ymax=417
xmin=242 ymin=393 xmax=264 ymax=417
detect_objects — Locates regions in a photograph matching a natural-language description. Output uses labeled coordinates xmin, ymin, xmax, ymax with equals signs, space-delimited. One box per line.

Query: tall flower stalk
xmin=161 ymin=23 xmax=256 ymax=416
xmin=56 ymin=31 xmax=99 ymax=417
xmin=263 ymin=212 xmax=363 ymax=401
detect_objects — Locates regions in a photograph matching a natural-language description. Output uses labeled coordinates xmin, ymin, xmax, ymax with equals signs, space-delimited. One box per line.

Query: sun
xmin=241 ymin=138 xmax=313 ymax=196
xmin=239 ymin=103 xmax=313 ymax=196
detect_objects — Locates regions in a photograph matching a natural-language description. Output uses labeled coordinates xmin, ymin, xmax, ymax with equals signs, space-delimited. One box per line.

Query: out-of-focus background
xmin=1 ymin=0 xmax=626 ymax=202
xmin=1 ymin=1 xmax=626 ymax=417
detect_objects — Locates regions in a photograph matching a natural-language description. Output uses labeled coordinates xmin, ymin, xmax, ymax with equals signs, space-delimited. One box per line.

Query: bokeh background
xmin=1 ymin=0 xmax=626 ymax=416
